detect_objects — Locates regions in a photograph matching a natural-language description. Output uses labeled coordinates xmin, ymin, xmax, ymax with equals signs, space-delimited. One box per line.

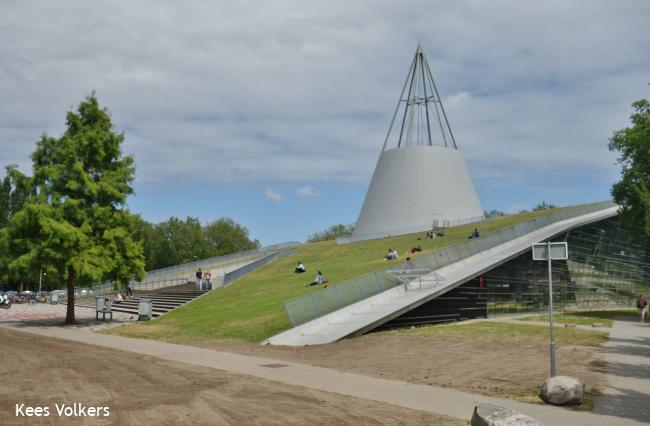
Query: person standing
xmin=637 ymin=295 xmax=647 ymax=322
xmin=204 ymin=271 xmax=212 ymax=290
xmin=196 ymin=268 xmax=203 ymax=290
xmin=126 ymin=282 xmax=133 ymax=297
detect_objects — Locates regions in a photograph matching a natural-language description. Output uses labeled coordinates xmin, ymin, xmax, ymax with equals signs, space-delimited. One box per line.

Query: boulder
xmin=540 ymin=375 xmax=584 ymax=405
xmin=471 ymin=402 xmax=543 ymax=426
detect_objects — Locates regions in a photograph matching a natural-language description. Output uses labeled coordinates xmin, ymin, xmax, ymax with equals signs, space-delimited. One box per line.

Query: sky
xmin=1 ymin=1 xmax=649 ymax=245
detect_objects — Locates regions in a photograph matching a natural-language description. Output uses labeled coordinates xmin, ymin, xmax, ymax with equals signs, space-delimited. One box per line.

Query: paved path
xmin=485 ymin=316 xmax=612 ymax=333
xmin=592 ymin=317 xmax=650 ymax=423
xmin=1 ymin=322 xmax=645 ymax=425
xmin=0 ymin=303 xmax=134 ymax=331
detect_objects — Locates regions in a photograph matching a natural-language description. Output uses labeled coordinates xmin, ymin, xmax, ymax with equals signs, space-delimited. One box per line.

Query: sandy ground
xmin=0 ymin=328 xmax=466 ymax=426
xmin=196 ymin=332 xmax=607 ymax=403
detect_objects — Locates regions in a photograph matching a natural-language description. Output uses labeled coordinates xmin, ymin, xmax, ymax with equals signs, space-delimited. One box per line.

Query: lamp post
xmin=532 ymin=241 xmax=568 ymax=378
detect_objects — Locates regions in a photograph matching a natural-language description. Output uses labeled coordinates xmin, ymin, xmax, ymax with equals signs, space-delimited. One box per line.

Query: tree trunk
xmin=65 ymin=265 xmax=76 ymax=324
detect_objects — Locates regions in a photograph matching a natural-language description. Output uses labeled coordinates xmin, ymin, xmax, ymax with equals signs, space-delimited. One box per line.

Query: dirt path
xmin=0 ymin=328 xmax=465 ymax=425
xmin=197 ymin=332 xmax=607 ymax=403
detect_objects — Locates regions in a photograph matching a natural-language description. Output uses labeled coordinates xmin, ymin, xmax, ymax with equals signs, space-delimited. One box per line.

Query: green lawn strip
xmin=517 ymin=309 xmax=638 ymax=327
xmin=103 ymin=209 xmax=561 ymax=343
xmin=381 ymin=321 xmax=608 ymax=346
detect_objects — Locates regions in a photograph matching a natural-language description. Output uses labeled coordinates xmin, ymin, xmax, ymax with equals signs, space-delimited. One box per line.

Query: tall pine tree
xmin=5 ymin=94 xmax=144 ymax=323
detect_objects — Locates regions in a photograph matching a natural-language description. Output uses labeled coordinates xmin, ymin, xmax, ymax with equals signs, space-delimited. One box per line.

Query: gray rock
xmin=471 ymin=402 xmax=543 ymax=426
xmin=540 ymin=375 xmax=585 ymax=405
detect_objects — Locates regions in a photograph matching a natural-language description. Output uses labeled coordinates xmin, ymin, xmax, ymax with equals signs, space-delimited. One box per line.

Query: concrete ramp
xmin=264 ymin=205 xmax=617 ymax=346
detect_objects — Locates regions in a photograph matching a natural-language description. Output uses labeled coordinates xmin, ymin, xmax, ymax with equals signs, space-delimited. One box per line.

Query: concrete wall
xmin=351 ymin=146 xmax=483 ymax=241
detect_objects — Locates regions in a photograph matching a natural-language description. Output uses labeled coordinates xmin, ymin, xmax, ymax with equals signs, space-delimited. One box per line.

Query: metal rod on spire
xmin=383 ymin=44 xmax=459 ymax=151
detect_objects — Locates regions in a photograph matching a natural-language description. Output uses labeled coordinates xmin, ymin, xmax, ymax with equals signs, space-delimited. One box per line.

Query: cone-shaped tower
xmin=350 ymin=44 xmax=483 ymax=242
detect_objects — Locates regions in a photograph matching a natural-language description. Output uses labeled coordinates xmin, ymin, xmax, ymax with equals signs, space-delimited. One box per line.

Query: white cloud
xmin=0 ymin=0 xmax=648 ymax=193
xmin=295 ymin=186 xmax=321 ymax=197
xmin=264 ymin=187 xmax=284 ymax=202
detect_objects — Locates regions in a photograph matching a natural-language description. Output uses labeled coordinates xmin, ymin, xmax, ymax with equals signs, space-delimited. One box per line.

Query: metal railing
xmin=223 ymin=251 xmax=290 ymax=286
xmin=81 ymin=241 xmax=301 ymax=295
xmin=141 ymin=241 xmax=301 ymax=282
xmin=387 ymin=269 xmax=444 ymax=291
xmin=132 ymin=277 xmax=189 ymax=292
xmin=284 ymin=200 xmax=617 ymax=327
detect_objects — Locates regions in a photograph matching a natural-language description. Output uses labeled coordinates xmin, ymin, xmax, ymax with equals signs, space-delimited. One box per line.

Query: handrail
xmin=83 ymin=241 xmax=301 ymax=295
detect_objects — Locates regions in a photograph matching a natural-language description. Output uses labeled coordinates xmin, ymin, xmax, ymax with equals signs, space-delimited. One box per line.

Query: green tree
xmin=204 ymin=217 xmax=259 ymax=255
xmin=3 ymin=94 xmax=145 ymax=323
xmin=532 ymin=201 xmax=558 ymax=211
xmin=609 ymin=99 xmax=650 ymax=235
xmin=0 ymin=165 xmax=33 ymax=228
xmin=308 ymin=223 xmax=355 ymax=243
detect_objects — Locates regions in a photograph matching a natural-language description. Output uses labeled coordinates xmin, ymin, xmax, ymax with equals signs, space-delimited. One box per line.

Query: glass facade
xmin=483 ymin=216 xmax=649 ymax=316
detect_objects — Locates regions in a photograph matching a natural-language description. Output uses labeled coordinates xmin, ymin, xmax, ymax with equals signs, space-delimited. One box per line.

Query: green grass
xmin=103 ymin=209 xmax=561 ymax=343
xmin=517 ymin=309 xmax=637 ymax=327
xmin=382 ymin=321 xmax=609 ymax=346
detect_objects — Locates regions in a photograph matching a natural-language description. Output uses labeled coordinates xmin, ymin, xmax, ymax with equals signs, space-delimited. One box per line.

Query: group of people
xmin=637 ymin=294 xmax=648 ymax=322
xmin=423 ymin=230 xmax=445 ymax=239
xmin=195 ymin=268 xmax=213 ymax=290
xmin=295 ymin=262 xmax=329 ymax=287
xmin=113 ymin=283 xmax=134 ymax=304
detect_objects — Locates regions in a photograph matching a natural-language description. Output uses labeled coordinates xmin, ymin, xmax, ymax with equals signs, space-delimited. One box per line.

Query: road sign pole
xmin=547 ymin=241 xmax=556 ymax=377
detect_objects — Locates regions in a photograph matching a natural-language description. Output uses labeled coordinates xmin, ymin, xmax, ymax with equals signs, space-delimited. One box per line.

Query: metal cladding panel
xmin=352 ymin=146 xmax=483 ymax=241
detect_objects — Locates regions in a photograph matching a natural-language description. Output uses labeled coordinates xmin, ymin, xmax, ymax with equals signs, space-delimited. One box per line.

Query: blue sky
xmin=1 ymin=1 xmax=649 ymax=245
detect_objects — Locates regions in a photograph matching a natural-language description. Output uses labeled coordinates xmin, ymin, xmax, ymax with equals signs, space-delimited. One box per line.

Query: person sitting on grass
xmin=410 ymin=245 xmax=422 ymax=254
xmin=384 ymin=249 xmax=398 ymax=261
xmin=306 ymin=271 xmax=326 ymax=287
xmin=468 ymin=228 xmax=480 ymax=239
xmin=436 ymin=231 xmax=445 ymax=237
xmin=295 ymin=261 xmax=306 ymax=274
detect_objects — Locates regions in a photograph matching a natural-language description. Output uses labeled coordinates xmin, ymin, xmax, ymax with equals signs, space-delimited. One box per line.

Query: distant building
xmin=351 ymin=44 xmax=483 ymax=242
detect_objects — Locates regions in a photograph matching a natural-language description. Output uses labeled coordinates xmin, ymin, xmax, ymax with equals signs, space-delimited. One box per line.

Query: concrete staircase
xmin=74 ymin=284 xmax=208 ymax=318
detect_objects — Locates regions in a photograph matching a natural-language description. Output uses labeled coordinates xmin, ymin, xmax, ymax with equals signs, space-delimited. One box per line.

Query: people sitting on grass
xmin=424 ymin=231 xmax=435 ymax=240
xmin=295 ymin=261 xmax=306 ymax=273
xmin=468 ymin=228 xmax=480 ymax=239
xmin=384 ymin=249 xmax=398 ymax=261
xmin=410 ymin=245 xmax=422 ymax=254
xmin=306 ymin=271 xmax=329 ymax=287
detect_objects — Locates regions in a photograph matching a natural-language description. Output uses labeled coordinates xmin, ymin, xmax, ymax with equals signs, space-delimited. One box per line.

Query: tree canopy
xmin=609 ymin=99 xmax=650 ymax=235
xmin=308 ymin=223 xmax=355 ymax=243
xmin=1 ymin=94 xmax=145 ymax=323
xmin=135 ymin=216 xmax=259 ymax=271
xmin=532 ymin=201 xmax=558 ymax=211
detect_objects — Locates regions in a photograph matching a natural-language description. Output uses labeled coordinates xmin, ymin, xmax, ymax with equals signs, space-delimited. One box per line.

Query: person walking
xmin=637 ymin=295 xmax=647 ymax=322
xmin=126 ymin=282 xmax=133 ymax=297
xmin=196 ymin=268 xmax=203 ymax=290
